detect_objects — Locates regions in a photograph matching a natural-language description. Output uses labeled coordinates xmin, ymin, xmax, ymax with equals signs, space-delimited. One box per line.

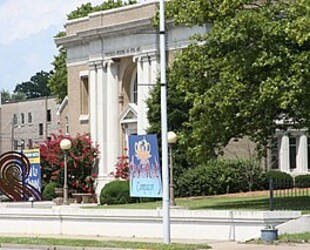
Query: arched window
xmin=130 ymin=69 xmax=138 ymax=105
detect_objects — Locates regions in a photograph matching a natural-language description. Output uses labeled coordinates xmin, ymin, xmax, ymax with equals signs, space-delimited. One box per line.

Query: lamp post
xmin=159 ymin=0 xmax=170 ymax=244
xmin=167 ymin=131 xmax=177 ymax=207
xmin=60 ymin=138 xmax=72 ymax=205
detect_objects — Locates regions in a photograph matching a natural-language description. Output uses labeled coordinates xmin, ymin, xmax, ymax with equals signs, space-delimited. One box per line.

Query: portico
xmin=275 ymin=130 xmax=309 ymax=174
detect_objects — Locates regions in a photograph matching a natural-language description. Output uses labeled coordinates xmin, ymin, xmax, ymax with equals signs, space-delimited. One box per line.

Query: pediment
xmin=120 ymin=103 xmax=138 ymax=124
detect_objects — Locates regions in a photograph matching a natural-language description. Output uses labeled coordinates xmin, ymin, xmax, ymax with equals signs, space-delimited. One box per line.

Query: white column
xmin=104 ymin=60 xmax=120 ymax=176
xmin=96 ymin=61 xmax=106 ymax=179
xmin=88 ymin=63 xmax=98 ymax=144
xmin=279 ymin=133 xmax=290 ymax=173
xmin=297 ymin=133 xmax=308 ymax=173
xmin=136 ymin=53 xmax=158 ymax=134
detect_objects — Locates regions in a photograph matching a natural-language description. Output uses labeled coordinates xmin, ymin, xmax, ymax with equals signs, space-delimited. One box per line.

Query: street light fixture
xmin=167 ymin=131 xmax=177 ymax=207
xmin=60 ymin=138 xmax=72 ymax=205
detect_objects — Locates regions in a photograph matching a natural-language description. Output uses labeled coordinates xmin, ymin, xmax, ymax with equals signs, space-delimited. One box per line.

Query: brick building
xmin=0 ymin=96 xmax=60 ymax=154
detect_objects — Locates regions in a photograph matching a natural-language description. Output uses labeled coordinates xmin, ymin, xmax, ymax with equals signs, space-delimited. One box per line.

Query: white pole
xmin=63 ymin=151 xmax=68 ymax=205
xmin=159 ymin=0 xmax=170 ymax=244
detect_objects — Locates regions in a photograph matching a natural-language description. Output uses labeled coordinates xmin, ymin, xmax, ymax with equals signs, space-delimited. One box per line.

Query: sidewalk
xmin=210 ymin=241 xmax=310 ymax=250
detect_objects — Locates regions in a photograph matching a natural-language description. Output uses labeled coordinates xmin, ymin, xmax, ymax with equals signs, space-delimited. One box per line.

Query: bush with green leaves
xmin=175 ymin=159 xmax=266 ymax=197
xmin=265 ymin=170 xmax=294 ymax=189
xmin=100 ymin=180 xmax=136 ymax=205
xmin=42 ymin=182 xmax=57 ymax=200
xmin=295 ymin=174 xmax=310 ymax=188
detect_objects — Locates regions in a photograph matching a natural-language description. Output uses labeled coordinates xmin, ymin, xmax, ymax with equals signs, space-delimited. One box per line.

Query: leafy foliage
xmin=265 ymin=170 xmax=294 ymax=189
xmin=67 ymin=0 xmax=137 ymax=20
xmin=295 ymin=174 xmax=310 ymax=188
xmin=41 ymin=182 xmax=57 ymax=200
xmin=148 ymin=0 xmax=310 ymax=163
xmin=48 ymin=48 xmax=67 ymax=102
xmin=40 ymin=133 xmax=99 ymax=194
xmin=14 ymin=71 xmax=51 ymax=99
xmin=175 ymin=159 xmax=266 ymax=197
xmin=113 ymin=151 xmax=129 ymax=180
xmin=0 ymin=89 xmax=26 ymax=103
xmin=99 ymin=180 xmax=136 ymax=205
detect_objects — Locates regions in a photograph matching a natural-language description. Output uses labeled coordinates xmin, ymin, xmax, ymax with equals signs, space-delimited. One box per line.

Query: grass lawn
xmin=279 ymin=232 xmax=310 ymax=243
xmin=94 ymin=190 xmax=310 ymax=212
xmin=0 ymin=236 xmax=211 ymax=250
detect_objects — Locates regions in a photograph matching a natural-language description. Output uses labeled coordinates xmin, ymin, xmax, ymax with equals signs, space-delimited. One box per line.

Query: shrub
xmin=114 ymin=151 xmax=129 ymax=180
xmin=42 ymin=182 xmax=57 ymax=200
xmin=40 ymin=133 xmax=99 ymax=194
xmin=295 ymin=174 xmax=310 ymax=188
xmin=175 ymin=159 xmax=266 ymax=197
xmin=265 ymin=170 xmax=294 ymax=189
xmin=100 ymin=180 xmax=136 ymax=205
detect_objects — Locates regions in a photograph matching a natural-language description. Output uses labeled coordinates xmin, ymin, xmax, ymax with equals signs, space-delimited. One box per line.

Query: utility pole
xmin=11 ymin=116 xmax=14 ymax=151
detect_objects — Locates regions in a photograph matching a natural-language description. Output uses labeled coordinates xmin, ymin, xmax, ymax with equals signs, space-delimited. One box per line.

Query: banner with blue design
xmin=128 ymin=134 xmax=162 ymax=197
xmin=23 ymin=149 xmax=41 ymax=195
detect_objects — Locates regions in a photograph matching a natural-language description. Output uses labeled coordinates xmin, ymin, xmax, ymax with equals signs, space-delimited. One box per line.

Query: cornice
xmin=55 ymin=19 xmax=156 ymax=48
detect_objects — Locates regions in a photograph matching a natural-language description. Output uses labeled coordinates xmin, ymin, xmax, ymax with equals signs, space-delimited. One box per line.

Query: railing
xmin=269 ymin=178 xmax=310 ymax=211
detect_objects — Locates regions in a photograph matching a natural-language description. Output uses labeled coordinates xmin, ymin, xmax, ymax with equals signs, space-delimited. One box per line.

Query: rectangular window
xmin=14 ymin=140 xmax=18 ymax=150
xmin=47 ymin=109 xmax=52 ymax=122
xmin=289 ymin=137 xmax=297 ymax=169
xmin=28 ymin=139 xmax=33 ymax=149
xmin=13 ymin=114 xmax=18 ymax=125
xmin=28 ymin=112 xmax=32 ymax=124
xmin=80 ymin=76 xmax=89 ymax=115
xmin=21 ymin=113 xmax=25 ymax=124
xmin=39 ymin=123 xmax=43 ymax=136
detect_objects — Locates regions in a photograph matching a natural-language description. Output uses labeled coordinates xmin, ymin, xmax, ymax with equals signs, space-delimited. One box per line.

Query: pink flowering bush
xmin=113 ymin=149 xmax=129 ymax=180
xmin=40 ymin=133 xmax=99 ymax=194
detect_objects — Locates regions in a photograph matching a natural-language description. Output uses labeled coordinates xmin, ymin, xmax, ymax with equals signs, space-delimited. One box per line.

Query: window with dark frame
xmin=133 ymin=72 xmax=138 ymax=105
xmin=47 ymin=109 xmax=52 ymax=122
xmin=28 ymin=112 xmax=32 ymax=124
xmin=21 ymin=113 xmax=25 ymax=124
xmin=39 ymin=123 xmax=43 ymax=136
xmin=289 ymin=137 xmax=297 ymax=169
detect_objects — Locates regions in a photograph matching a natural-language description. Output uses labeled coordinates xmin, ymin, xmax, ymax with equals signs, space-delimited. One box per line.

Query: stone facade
xmin=56 ymin=0 xmax=207 ymax=192
xmin=0 ymin=97 xmax=60 ymax=154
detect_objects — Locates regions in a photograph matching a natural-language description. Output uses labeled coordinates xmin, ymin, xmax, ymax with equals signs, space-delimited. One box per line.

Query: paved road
xmin=210 ymin=242 xmax=310 ymax=250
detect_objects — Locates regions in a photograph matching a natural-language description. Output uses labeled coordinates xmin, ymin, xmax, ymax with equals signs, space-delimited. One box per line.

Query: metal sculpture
xmin=0 ymin=151 xmax=41 ymax=201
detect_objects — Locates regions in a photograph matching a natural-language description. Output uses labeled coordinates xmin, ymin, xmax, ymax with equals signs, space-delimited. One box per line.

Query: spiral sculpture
xmin=0 ymin=151 xmax=41 ymax=201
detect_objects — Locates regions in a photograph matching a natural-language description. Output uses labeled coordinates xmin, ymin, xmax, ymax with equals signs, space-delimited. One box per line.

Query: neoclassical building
xmin=56 ymin=1 xmax=309 ymax=193
xmin=56 ymin=1 xmax=207 ymax=191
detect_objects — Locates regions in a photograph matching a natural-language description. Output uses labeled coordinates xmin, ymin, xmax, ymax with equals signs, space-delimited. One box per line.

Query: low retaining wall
xmin=0 ymin=203 xmax=301 ymax=242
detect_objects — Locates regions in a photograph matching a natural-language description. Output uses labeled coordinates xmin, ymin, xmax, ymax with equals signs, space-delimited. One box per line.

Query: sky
xmin=0 ymin=0 xmax=136 ymax=92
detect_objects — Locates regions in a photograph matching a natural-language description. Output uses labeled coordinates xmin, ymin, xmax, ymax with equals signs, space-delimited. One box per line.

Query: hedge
xmin=175 ymin=159 xmax=266 ymax=197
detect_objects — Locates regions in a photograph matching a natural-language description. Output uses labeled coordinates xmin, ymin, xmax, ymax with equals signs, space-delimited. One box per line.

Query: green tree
xmin=40 ymin=133 xmax=99 ymax=193
xmin=148 ymin=0 xmax=310 ymax=164
xmin=48 ymin=48 xmax=68 ymax=102
xmin=1 ymin=89 xmax=26 ymax=103
xmin=14 ymin=71 xmax=51 ymax=99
